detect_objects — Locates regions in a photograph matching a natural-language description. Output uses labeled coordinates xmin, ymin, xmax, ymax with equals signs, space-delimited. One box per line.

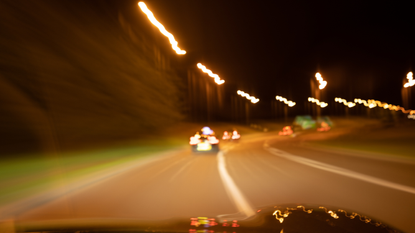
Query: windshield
xmin=0 ymin=1 xmax=413 ymax=232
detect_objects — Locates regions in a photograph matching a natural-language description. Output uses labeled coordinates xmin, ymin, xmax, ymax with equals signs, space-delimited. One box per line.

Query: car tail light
xmin=208 ymin=136 xmax=219 ymax=144
xmin=231 ymin=130 xmax=241 ymax=139
xmin=189 ymin=136 xmax=200 ymax=145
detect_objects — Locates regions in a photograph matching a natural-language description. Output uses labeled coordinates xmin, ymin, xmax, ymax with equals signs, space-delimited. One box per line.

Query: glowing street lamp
xmin=335 ymin=97 xmax=356 ymax=108
xmin=404 ymin=72 xmax=414 ymax=88
xmin=275 ymin=96 xmax=296 ymax=107
xmin=354 ymin=98 xmax=415 ymax=115
xmin=197 ymin=63 xmax=225 ymax=85
xmin=308 ymin=97 xmax=328 ymax=108
xmin=402 ymin=72 xmax=413 ymax=110
xmin=237 ymin=90 xmax=259 ymax=104
xmin=315 ymin=72 xmax=327 ymax=90
xmin=275 ymin=95 xmax=295 ymax=122
xmin=138 ymin=2 xmax=186 ymax=55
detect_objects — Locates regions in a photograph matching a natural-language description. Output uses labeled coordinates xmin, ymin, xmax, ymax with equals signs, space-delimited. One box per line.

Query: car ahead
xmin=222 ymin=130 xmax=241 ymax=141
xmin=189 ymin=127 xmax=219 ymax=152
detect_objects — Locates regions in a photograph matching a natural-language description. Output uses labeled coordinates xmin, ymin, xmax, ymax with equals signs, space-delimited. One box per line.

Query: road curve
xmin=14 ymin=132 xmax=415 ymax=232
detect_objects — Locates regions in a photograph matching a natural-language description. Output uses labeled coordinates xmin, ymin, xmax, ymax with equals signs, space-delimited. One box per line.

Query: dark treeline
xmin=0 ymin=0 xmax=186 ymax=155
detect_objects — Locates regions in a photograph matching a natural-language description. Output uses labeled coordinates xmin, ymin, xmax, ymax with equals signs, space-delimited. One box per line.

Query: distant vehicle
xmin=190 ymin=126 xmax=219 ymax=152
xmin=279 ymin=126 xmax=293 ymax=136
xmin=317 ymin=121 xmax=330 ymax=131
xmin=317 ymin=116 xmax=333 ymax=127
xmin=293 ymin=115 xmax=316 ymax=130
xmin=222 ymin=130 xmax=241 ymax=141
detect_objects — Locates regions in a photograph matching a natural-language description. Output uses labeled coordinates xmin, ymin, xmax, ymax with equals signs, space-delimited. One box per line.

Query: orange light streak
xmin=404 ymin=72 xmax=414 ymax=88
xmin=315 ymin=72 xmax=327 ymax=89
xmin=138 ymin=2 xmax=186 ymax=55
xmin=335 ymin=97 xmax=356 ymax=108
xmin=197 ymin=63 xmax=225 ymax=85
xmin=354 ymin=98 xmax=415 ymax=115
xmin=237 ymin=90 xmax=259 ymax=103
xmin=276 ymin=96 xmax=296 ymax=107
xmin=308 ymin=97 xmax=328 ymax=108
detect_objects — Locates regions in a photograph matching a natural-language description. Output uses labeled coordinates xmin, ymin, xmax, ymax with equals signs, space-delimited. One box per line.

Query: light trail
xmin=197 ymin=63 xmax=225 ymax=85
xmin=315 ymin=72 xmax=327 ymax=90
xmin=237 ymin=90 xmax=259 ymax=104
xmin=138 ymin=2 xmax=186 ymax=55
xmin=335 ymin=97 xmax=356 ymax=108
xmin=404 ymin=72 xmax=414 ymax=88
xmin=308 ymin=97 xmax=328 ymax=108
xmin=275 ymin=96 xmax=296 ymax=107
xmin=354 ymin=98 xmax=415 ymax=115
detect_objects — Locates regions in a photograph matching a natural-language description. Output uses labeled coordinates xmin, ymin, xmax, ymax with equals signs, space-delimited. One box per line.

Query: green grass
xmin=311 ymin=138 xmax=415 ymax=158
xmin=306 ymin=117 xmax=415 ymax=159
xmin=0 ymin=141 xmax=183 ymax=206
xmin=0 ymin=121 xmax=264 ymax=207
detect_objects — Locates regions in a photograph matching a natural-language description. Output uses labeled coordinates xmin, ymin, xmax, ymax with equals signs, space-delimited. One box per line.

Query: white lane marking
xmin=263 ymin=143 xmax=415 ymax=195
xmin=169 ymin=158 xmax=195 ymax=182
xmin=151 ymin=156 xmax=188 ymax=177
xmin=256 ymin=157 xmax=292 ymax=178
xmin=217 ymin=151 xmax=256 ymax=217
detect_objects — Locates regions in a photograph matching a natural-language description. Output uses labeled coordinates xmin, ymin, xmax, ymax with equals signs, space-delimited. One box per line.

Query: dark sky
xmin=119 ymin=0 xmax=414 ymax=106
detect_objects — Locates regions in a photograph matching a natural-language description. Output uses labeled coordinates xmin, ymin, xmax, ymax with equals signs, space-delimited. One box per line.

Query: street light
xmin=237 ymin=90 xmax=259 ymax=104
xmin=308 ymin=97 xmax=328 ymax=108
xmin=404 ymin=72 xmax=414 ymax=88
xmin=335 ymin=97 xmax=356 ymax=108
xmin=275 ymin=95 xmax=295 ymax=123
xmin=275 ymin=96 xmax=296 ymax=107
xmin=138 ymin=2 xmax=186 ymax=55
xmin=315 ymin=72 xmax=327 ymax=90
xmin=197 ymin=63 xmax=225 ymax=85
xmin=335 ymin=97 xmax=356 ymax=116
xmin=236 ymin=90 xmax=259 ymax=124
xmin=403 ymin=72 xmax=413 ymax=110
xmin=354 ymin=98 xmax=415 ymax=115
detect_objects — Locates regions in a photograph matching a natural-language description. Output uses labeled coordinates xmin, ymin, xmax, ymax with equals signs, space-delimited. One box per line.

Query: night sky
xmin=119 ymin=0 xmax=415 ymax=107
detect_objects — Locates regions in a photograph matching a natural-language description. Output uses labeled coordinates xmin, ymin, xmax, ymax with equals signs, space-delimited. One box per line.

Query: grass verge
xmin=305 ymin=117 xmax=415 ymax=159
xmin=0 ymin=121 xmax=264 ymax=207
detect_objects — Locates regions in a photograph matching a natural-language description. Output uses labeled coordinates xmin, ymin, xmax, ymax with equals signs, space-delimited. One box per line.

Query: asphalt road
xmin=13 ymin=131 xmax=415 ymax=232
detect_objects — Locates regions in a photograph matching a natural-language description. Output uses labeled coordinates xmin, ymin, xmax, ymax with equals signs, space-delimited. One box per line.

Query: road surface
xmin=12 ymin=131 xmax=415 ymax=232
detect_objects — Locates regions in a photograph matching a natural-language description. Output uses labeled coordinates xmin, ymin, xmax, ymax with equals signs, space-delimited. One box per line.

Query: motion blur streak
xmin=138 ymin=2 xmax=186 ymax=54
xmin=237 ymin=90 xmax=259 ymax=103
xmin=196 ymin=63 xmax=225 ymax=85
xmin=263 ymin=143 xmax=415 ymax=195
xmin=315 ymin=72 xmax=327 ymax=90
xmin=308 ymin=97 xmax=328 ymax=108
xmin=334 ymin=97 xmax=356 ymax=108
xmin=217 ymin=151 xmax=255 ymax=217
xmin=0 ymin=0 xmax=185 ymax=155
xmin=275 ymin=96 xmax=296 ymax=107
xmin=354 ymin=98 xmax=415 ymax=115
xmin=403 ymin=72 xmax=414 ymax=88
